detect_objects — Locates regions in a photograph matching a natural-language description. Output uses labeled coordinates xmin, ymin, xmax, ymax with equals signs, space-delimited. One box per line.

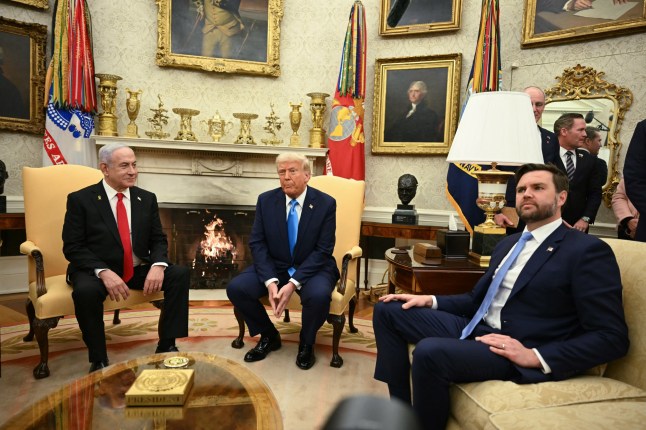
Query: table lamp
xmin=446 ymin=91 xmax=544 ymax=266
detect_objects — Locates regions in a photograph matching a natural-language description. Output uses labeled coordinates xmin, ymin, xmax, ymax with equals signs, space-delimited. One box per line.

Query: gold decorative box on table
xmin=125 ymin=369 xmax=194 ymax=406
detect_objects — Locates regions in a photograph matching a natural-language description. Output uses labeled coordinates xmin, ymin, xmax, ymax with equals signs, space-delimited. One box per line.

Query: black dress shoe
xmin=296 ymin=344 xmax=316 ymax=370
xmin=244 ymin=333 xmax=281 ymax=362
xmin=155 ymin=345 xmax=179 ymax=353
xmin=89 ymin=360 xmax=109 ymax=373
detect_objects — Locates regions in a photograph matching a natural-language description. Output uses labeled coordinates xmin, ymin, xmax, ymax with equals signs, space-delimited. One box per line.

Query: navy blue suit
xmin=227 ymin=186 xmax=339 ymax=345
xmin=624 ymin=119 xmax=646 ymax=242
xmin=373 ymin=224 xmax=628 ymax=430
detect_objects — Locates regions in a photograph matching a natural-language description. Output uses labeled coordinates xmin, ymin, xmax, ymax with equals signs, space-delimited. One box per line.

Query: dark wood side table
xmin=385 ymin=247 xmax=486 ymax=296
xmin=0 ymin=213 xmax=25 ymax=230
xmin=360 ymin=221 xmax=442 ymax=290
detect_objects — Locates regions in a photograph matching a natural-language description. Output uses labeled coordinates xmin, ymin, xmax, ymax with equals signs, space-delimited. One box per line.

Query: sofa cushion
xmin=450 ymin=376 xmax=646 ymax=429
xmin=487 ymin=400 xmax=646 ymax=430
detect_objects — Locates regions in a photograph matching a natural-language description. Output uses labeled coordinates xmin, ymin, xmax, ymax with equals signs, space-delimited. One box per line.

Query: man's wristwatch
xmin=581 ymin=216 xmax=591 ymax=223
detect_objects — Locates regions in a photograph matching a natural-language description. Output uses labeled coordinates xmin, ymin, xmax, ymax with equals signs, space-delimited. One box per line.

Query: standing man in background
xmin=551 ymin=113 xmax=603 ymax=232
xmin=581 ymin=126 xmax=608 ymax=190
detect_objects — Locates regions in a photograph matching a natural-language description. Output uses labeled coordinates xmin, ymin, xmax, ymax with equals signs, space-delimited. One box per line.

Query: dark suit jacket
xmin=503 ymin=126 xmax=559 ymax=233
xmin=249 ymin=186 xmax=339 ymax=286
xmin=554 ymin=148 xmax=603 ymax=225
xmin=624 ymin=119 xmax=646 ymax=241
xmin=436 ymin=224 xmax=629 ymax=382
xmin=384 ymin=103 xmax=441 ymax=143
xmin=62 ymin=182 xmax=168 ymax=279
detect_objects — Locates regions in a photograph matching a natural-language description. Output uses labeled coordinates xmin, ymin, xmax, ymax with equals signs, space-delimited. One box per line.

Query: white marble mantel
xmin=92 ymin=136 xmax=327 ymax=207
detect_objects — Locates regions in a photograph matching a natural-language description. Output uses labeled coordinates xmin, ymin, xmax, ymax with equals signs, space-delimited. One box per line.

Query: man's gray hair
xmin=98 ymin=143 xmax=130 ymax=166
xmin=275 ymin=153 xmax=310 ymax=173
xmin=409 ymin=81 xmax=428 ymax=95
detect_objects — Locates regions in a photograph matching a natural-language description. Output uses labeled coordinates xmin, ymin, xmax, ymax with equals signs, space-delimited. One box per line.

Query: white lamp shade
xmin=446 ymin=91 xmax=545 ymax=165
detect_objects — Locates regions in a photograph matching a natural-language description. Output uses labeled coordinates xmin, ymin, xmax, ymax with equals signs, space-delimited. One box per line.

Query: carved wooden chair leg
xmin=327 ymin=313 xmax=345 ymax=368
xmin=348 ymin=296 xmax=358 ymax=333
xmin=283 ymin=309 xmax=291 ymax=323
xmin=231 ymin=306 xmax=246 ymax=349
xmin=113 ymin=310 xmax=121 ymax=325
xmin=33 ymin=316 xmax=60 ymax=379
xmin=23 ymin=300 xmax=36 ymax=342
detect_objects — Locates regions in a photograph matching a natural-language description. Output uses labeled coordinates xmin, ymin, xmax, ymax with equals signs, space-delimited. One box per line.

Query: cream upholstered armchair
xmin=21 ymin=165 xmax=163 ymax=379
xmin=443 ymin=238 xmax=646 ymax=429
xmin=232 ymin=175 xmax=365 ymax=368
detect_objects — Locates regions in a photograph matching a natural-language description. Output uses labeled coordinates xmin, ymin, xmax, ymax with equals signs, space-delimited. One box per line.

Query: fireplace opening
xmin=160 ymin=206 xmax=255 ymax=289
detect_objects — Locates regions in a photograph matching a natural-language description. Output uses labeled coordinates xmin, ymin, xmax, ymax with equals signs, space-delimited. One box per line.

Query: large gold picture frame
xmin=379 ymin=0 xmax=462 ymax=36
xmin=156 ymin=0 xmax=283 ymax=77
xmin=371 ymin=53 xmax=461 ymax=155
xmin=0 ymin=17 xmax=47 ymax=134
xmin=522 ymin=0 xmax=646 ymax=48
xmin=8 ymin=0 xmax=48 ymax=9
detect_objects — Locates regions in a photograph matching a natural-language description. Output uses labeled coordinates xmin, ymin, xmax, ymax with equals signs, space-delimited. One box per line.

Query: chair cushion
xmin=451 ymin=376 xmax=646 ymax=430
xmin=487 ymin=400 xmax=646 ymax=430
xmin=29 ymin=274 xmax=164 ymax=320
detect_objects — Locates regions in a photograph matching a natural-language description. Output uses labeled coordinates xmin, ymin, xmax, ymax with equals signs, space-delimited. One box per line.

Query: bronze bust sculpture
xmin=393 ymin=174 xmax=419 ymax=225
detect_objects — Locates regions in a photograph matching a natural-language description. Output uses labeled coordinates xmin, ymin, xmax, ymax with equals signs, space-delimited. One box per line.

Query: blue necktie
xmin=287 ymin=199 xmax=298 ymax=276
xmin=460 ymin=232 xmax=533 ymax=340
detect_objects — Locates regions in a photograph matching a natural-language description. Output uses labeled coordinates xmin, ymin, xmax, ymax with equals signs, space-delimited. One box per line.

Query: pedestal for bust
xmin=392 ymin=204 xmax=418 ymax=225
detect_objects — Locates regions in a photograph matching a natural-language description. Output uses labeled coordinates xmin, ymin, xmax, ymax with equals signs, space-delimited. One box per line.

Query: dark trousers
xmin=226 ymin=266 xmax=334 ymax=345
xmin=70 ymin=264 xmax=190 ymax=362
xmin=373 ymin=301 xmax=519 ymax=430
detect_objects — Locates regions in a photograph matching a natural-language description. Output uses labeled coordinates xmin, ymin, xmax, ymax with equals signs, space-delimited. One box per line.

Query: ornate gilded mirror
xmin=543 ymin=64 xmax=633 ymax=208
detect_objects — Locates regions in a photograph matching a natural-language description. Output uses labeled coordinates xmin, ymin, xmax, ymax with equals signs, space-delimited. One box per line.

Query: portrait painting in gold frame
xmin=379 ymin=0 xmax=462 ymax=36
xmin=522 ymin=0 xmax=646 ymax=48
xmin=371 ymin=53 xmax=461 ymax=155
xmin=156 ymin=0 xmax=283 ymax=77
xmin=0 ymin=17 xmax=47 ymax=134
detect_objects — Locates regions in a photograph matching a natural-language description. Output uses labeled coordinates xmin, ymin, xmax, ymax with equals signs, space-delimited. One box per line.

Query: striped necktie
xmin=565 ymin=151 xmax=575 ymax=181
xmin=460 ymin=232 xmax=533 ymax=340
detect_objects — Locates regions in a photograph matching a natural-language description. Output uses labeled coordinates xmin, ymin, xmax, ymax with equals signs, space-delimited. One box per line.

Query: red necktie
xmin=116 ymin=193 xmax=134 ymax=282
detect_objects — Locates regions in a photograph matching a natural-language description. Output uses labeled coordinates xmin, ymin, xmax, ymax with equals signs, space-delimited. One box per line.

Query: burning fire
xmin=194 ymin=217 xmax=237 ymax=263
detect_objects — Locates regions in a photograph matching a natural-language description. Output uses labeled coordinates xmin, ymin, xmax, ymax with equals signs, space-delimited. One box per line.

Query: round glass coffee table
xmin=2 ymin=352 xmax=282 ymax=429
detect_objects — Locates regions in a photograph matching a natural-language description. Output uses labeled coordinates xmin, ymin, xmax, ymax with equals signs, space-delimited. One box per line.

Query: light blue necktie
xmin=460 ymin=232 xmax=534 ymax=340
xmin=287 ymin=199 xmax=298 ymax=276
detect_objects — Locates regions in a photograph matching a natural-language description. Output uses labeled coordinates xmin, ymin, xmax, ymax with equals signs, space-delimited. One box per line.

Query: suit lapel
xmin=274 ymin=190 xmax=289 ymax=253
xmin=295 ymin=187 xmax=316 ymax=255
xmin=90 ymin=182 xmax=121 ymax=245
xmin=130 ymin=187 xmax=141 ymax=249
xmin=508 ymin=224 xmax=567 ymax=299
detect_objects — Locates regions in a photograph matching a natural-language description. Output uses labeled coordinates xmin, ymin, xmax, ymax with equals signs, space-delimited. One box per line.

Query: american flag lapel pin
xmin=547 ymin=246 xmax=554 ymax=252
xmin=137 ymin=196 xmax=142 ymax=201
xmin=309 ymin=204 xmax=313 ymax=209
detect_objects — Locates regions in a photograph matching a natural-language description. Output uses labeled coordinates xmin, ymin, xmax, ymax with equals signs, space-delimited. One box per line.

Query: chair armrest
xmin=336 ymin=246 xmax=363 ymax=296
xmin=20 ymin=240 xmax=47 ymax=297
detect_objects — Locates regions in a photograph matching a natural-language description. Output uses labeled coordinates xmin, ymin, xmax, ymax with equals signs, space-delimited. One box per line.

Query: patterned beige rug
xmin=0 ymin=307 xmax=387 ymax=429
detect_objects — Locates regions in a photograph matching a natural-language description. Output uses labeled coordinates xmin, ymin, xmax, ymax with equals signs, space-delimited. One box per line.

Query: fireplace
xmin=92 ymin=136 xmax=327 ymax=289
xmin=160 ymin=206 xmax=255 ymax=289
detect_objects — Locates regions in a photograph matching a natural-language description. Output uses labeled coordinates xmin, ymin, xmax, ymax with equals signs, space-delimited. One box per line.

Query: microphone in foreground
xmin=387 ymin=0 xmax=411 ymax=27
